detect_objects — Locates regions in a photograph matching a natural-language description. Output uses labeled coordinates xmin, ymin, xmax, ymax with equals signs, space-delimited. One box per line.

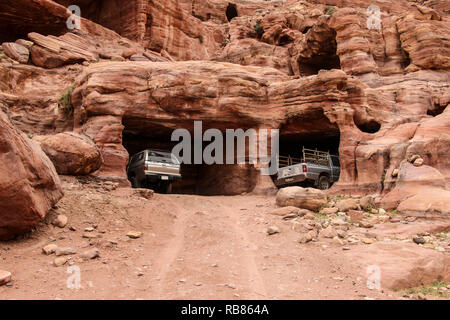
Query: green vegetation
xmin=325 ymin=7 xmax=336 ymax=16
xmin=0 ymin=49 xmax=8 ymax=60
xmin=254 ymin=21 xmax=264 ymax=38
xmin=27 ymin=133 xmax=34 ymax=139
xmin=197 ymin=35 xmax=204 ymax=44
xmin=315 ymin=212 xmax=329 ymax=221
xmin=59 ymin=85 xmax=75 ymax=117
xmin=363 ymin=204 xmax=374 ymax=213
xmin=405 ymin=281 xmax=450 ymax=299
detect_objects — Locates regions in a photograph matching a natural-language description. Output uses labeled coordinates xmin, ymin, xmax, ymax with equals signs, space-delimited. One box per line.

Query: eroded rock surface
xmin=276 ymin=187 xmax=327 ymax=211
xmin=0 ymin=0 xmax=448 ymax=202
xmin=0 ymin=110 xmax=63 ymax=240
xmin=33 ymin=132 xmax=102 ymax=175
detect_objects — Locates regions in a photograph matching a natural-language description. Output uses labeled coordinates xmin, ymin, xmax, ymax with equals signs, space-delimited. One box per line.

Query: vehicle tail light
xmin=145 ymin=163 xmax=149 ymax=171
xmin=302 ymin=164 xmax=307 ymax=173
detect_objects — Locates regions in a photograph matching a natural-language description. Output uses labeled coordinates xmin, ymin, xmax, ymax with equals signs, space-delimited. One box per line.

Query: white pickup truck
xmin=274 ymin=147 xmax=340 ymax=190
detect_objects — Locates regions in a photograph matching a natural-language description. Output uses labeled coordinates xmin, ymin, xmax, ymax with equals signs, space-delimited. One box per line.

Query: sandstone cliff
xmin=0 ymin=0 xmax=449 ymax=215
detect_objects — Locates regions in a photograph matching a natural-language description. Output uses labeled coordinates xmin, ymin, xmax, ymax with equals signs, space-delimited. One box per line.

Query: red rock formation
xmin=0 ymin=110 xmax=63 ymax=240
xmin=33 ymin=132 xmax=102 ymax=175
xmin=0 ymin=0 xmax=449 ymax=207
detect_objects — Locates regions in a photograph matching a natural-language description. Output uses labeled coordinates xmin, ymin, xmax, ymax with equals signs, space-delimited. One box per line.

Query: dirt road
xmin=0 ymin=179 xmax=396 ymax=300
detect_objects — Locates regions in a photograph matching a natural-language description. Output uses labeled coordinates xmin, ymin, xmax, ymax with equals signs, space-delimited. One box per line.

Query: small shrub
xmin=27 ymin=133 xmax=34 ymax=139
xmin=405 ymin=281 xmax=450 ymax=299
xmin=325 ymin=7 xmax=336 ymax=16
xmin=59 ymin=85 xmax=75 ymax=117
xmin=197 ymin=35 xmax=204 ymax=44
xmin=0 ymin=49 xmax=8 ymax=60
xmin=363 ymin=204 xmax=374 ymax=213
xmin=254 ymin=21 xmax=264 ymax=38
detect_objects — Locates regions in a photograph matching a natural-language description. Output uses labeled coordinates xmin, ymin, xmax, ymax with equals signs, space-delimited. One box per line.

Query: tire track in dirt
xmin=213 ymin=198 xmax=268 ymax=299
xmin=149 ymin=195 xmax=267 ymax=299
xmin=151 ymin=197 xmax=190 ymax=299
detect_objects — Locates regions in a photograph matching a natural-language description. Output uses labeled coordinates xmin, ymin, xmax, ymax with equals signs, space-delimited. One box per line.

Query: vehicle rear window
xmin=147 ymin=151 xmax=180 ymax=164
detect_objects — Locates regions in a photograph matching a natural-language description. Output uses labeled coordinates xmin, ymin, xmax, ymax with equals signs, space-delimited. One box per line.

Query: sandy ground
xmin=0 ymin=178 xmax=419 ymax=300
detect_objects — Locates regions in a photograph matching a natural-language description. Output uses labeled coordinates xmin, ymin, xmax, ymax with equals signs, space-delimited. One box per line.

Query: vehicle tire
xmin=166 ymin=182 xmax=172 ymax=194
xmin=130 ymin=178 xmax=138 ymax=188
xmin=318 ymin=175 xmax=330 ymax=190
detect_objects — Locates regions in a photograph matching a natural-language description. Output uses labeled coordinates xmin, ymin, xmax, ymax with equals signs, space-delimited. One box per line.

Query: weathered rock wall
xmin=0 ymin=0 xmax=449 ymax=208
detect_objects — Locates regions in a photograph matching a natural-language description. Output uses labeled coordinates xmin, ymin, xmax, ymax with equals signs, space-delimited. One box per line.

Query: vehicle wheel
xmin=166 ymin=182 xmax=172 ymax=194
xmin=318 ymin=176 xmax=330 ymax=190
xmin=130 ymin=178 xmax=138 ymax=188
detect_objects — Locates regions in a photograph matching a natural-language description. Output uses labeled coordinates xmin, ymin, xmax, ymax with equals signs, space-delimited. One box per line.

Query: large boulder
xmin=0 ymin=110 xmax=63 ymax=240
xmin=381 ymin=161 xmax=449 ymax=216
xmin=33 ymin=132 xmax=102 ymax=176
xmin=276 ymin=186 xmax=327 ymax=211
xmin=397 ymin=189 xmax=450 ymax=217
xmin=348 ymin=242 xmax=450 ymax=290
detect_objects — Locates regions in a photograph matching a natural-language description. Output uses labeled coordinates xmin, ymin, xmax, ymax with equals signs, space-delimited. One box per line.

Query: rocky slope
xmin=0 ymin=1 xmax=449 ymax=235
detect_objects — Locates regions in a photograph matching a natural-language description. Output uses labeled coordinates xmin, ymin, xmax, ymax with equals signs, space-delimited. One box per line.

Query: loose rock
xmin=359 ymin=221 xmax=374 ymax=228
xmin=0 ymin=270 xmax=12 ymax=285
xmin=52 ymin=215 xmax=68 ymax=228
xmin=362 ymin=238 xmax=376 ymax=244
xmin=320 ymin=226 xmax=337 ymax=239
xmin=53 ymin=257 xmax=67 ymax=267
xmin=127 ymin=231 xmax=143 ymax=239
xmin=42 ymin=244 xmax=58 ymax=255
xmin=348 ymin=210 xmax=364 ymax=223
xmin=80 ymin=248 xmax=100 ymax=260
xmin=2 ymin=42 xmax=29 ymax=63
xmin=320 ymin=207 xmax=339 ymax=215
xmin=269 ymin=206 xmax=300 ymax=216
xmin=413 ymin=237 xmax=426 ymax=245
xmin=359 ymin=196 xmax=375 ymax=210
xmin=267 ymin=226 xmax=280 ymax=235
xmin=276 ymin=187 xmax=327 ymax=211
xmin=336 ymin=198 xmax=359 ymax=212
xmin=55 ymin=247 xmax=76 ymax=256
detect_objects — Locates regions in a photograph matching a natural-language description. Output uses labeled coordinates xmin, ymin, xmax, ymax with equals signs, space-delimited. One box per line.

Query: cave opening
xmin=273 ymin=112 xmax=341 ymax=188
xmin=427 ymin=103 xmax=447 ymax=117
xmin=298 ymin=28 xmax=341 ymax=76
xmin=302 ymin=26 xmax=312 ymax=34
xmin=353 ymin=114 xmax=381 ymax=133
xmin=279 ymin=35 xmax=293 ymax=46
xmin=122 ymin=120 xmax=258 ymax=195
xmin=226 ymin=3 xmax=238 ymax=22
xmin=0 ymin=1 xmax=69 ymax=42
xmin=0 ymin=0 xmax=128 ymax=43
xmin=53 ymin=0 xmax=131 ymax=38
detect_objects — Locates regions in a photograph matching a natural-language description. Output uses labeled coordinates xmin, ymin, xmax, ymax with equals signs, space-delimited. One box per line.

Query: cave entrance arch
xmin=275 ymin=110 xmax=341 ymax=188
xmin=121 ymin=119 xmax=259 ymax=195
xmin=53 ymin=0 xmax=131 ymax=38
xmin=298 ymin=27 xmax=341 ymax=76
xmin=226 ymin=3 xmax=238 ymax=22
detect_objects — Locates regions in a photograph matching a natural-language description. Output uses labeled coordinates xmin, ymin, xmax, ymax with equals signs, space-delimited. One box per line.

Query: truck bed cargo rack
xmin=278 ymin=147 xmax=330 ymax=167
